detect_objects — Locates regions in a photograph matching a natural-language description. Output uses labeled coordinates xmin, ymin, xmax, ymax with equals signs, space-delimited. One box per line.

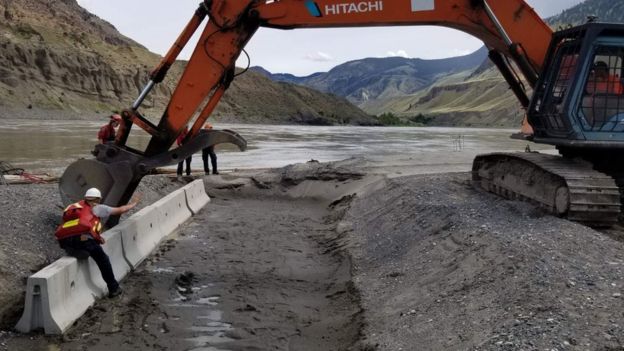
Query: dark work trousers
xmin=59 ymin=235 xmax=119 ymax=293
xmin=177 ymin=156 xmax=192 ymax=176
xmin=202 ymin=146 xmax=217 ymax=174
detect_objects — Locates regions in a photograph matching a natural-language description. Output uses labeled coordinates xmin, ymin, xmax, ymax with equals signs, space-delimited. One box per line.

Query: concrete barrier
xmin=118 ymin=205 xmax=164 ymax=268
xmin=17 ymin=183 xmax=210 ymax=334
xmin=87 ymin=230 xmax=133 ymax=291
xmin=16 ymin=230 xmax=134 ymax=334
xmin=155 ymin=188 xmax=192 ymax=235
xmin=184 ymin=179 xmax=210 ymax=215
xmin=15 ymin=257 xmax=96 ymax=334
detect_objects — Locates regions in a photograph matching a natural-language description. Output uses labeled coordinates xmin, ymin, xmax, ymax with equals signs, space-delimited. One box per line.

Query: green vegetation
xmin=409 ymin=113 xmax=434 ymax=125
xmin=377 ymin=112 xmax=404 ymax=126
xmin=377 ymin=112 xmax=434 ymax=126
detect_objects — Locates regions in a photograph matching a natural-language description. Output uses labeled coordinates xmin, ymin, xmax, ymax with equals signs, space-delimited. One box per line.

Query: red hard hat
xmin=110 ymin=114 xmax=122 ymax=122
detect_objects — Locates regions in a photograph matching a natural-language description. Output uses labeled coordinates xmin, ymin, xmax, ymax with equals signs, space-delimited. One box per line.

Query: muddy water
xmin=0 ymin=120 xmax=554 ymax=174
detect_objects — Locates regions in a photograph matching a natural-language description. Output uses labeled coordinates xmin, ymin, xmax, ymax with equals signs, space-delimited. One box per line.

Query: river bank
xmin=1 ymin=158 xmax=623 ymax=350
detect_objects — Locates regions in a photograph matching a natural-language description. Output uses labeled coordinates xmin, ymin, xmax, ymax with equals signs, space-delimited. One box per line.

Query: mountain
xmin=361 ymin=66 xmax=524 ymax=127
xmin=548 ymin=0 xmax=624 ymax=27
xmin=214 ymin=70 xmax=375 ymax=125
xmin=0 ymin=0 xmax=375 ymax=125
xmin=253 ymin=0 xmax=624 ymax=127
xmin=252 ymin=43 xmax=515 ymax=127
xmin=253 ymin=46 xmax=488 ymax=104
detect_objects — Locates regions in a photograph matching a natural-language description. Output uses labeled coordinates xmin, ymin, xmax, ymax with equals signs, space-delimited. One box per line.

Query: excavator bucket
xmin=59 ymin=129 xmax=247 ymax=207
xmin=59 ymin=158 xmax=138 ymax=207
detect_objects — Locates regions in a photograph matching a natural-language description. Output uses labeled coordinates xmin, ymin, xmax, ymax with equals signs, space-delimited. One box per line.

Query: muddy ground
xmin=0 ymin=158 xmax=624 ymax=350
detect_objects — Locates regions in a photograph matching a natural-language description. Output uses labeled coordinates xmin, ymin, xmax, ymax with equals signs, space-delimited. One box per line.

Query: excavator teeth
xmin=473 ymin=152 xmax=621 ymax=227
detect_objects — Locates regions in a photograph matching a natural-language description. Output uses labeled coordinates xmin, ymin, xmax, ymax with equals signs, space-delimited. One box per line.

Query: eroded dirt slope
xmin=343 ymin=173 xmax=624 ymax=350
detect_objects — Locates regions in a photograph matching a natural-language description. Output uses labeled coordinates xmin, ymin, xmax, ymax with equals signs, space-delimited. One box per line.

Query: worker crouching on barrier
xmin=55 ymin=188 xmax=139 ymax=298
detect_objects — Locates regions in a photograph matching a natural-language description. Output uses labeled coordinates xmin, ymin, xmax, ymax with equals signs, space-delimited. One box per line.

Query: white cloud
xmin=303 ymin=51 xmax=334 ymax=62
xmin=386 ymin=50 xmax=410 ymax=58
xmin=448 ymin=48 xmax=473 ymax=57
xmin=76 ymin=0 xmax=95 ymax=10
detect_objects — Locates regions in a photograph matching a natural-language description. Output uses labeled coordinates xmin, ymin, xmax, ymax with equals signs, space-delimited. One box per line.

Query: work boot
xmin=212 ymin=171 xmax=219 ymax=175
xmin=108 ymin=287 xmax=123 ymax=298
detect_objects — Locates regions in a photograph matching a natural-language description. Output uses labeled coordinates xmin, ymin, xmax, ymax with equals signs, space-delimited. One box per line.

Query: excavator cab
xmin=529 ymin=22 xmax=624 ymax=148
xmin=474 ymin=22 xmax=624 ymax=227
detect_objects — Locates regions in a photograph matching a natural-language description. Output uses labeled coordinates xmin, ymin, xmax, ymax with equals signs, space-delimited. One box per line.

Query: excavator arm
xmin=156 ymin=0 xmax=552 ymax=147
xmin=60 ymin=0 xmax=554 ymax=215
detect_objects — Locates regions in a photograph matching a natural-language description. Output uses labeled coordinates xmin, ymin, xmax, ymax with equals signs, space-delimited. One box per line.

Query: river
xmin=0 ymin=120 xmax=555 ymax=175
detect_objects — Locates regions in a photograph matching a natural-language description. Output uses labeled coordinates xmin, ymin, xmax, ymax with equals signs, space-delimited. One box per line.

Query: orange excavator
xmin=60 ymin=0 xmax=624 ymax=226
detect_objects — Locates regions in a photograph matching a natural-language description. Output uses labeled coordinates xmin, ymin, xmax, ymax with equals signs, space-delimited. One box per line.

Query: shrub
xmin=408 ymin=113 xmax=434 ymax=125
xmin=377 ymin=112 xmax=403 ymax=126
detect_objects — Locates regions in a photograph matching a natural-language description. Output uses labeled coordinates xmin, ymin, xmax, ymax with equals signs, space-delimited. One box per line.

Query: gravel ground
xmin=342 ymin=172 xmax=624 ymax=350
xmin=0 ymin=159 xmax=623 ymax=350
xmin=0 ymin=175 xmax=187 ymax=328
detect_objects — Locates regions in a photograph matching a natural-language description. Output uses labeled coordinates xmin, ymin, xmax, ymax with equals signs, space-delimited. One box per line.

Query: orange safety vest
xmin=54 ymin=200 xmax=103 ymax=243
xmin=587 ymin=75 xmax=624 ymax=95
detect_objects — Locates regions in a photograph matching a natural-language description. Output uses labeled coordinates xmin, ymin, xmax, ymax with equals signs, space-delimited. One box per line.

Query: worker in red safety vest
xmin=55 ymin=188 xmax=139 ymax=298
xmin=97 ymin=114 xmax=122 ymax=144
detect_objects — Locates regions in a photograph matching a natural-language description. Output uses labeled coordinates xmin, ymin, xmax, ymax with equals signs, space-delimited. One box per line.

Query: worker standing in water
xmin=202 ymin=123 xmax=219 ymax=175
xmin=55 ymin=188 xmax=139 ymax=298
xmin=98 ymin=114 xmax=122 ymax=144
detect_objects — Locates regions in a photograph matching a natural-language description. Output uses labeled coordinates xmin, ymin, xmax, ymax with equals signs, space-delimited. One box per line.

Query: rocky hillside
xmin=360 ymin=67 xmax=524 ymax=127
xmin=0 ymin=0 xmax=374 ymax=125
xmin=215 ymin=70 xmax=375 ymax=125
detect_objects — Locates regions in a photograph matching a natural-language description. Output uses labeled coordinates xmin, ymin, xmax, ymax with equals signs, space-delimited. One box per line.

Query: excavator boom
xmin=150 ymin=0 xmax=553 ymax=155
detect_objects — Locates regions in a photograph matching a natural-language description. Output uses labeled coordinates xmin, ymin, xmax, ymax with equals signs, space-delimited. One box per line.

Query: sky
xmin=77 ymin=0 xmax=585 ymax=76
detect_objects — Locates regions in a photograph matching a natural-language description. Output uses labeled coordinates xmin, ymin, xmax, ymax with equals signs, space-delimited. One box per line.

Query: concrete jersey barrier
xmin=184 ymin=179 xmax=210 ymax=215
xmin=16 ymin=230 xmax=133 ymax=334
xmin=87 ymin=230 xmax=133 ymax=291
xmin=16 ymin=257 xmax=97 ymax=334
xmin=16 ymin=182 xmax=209 ymax=334
xmin=154 ymin=187 xmax=192 ymax=236
xmin=118 ymin=204 xmax=165 ymax=268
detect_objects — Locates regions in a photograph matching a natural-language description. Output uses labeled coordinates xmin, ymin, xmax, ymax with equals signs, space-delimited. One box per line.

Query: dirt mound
xmin=343 ymin=173 xmax=624 ymax=350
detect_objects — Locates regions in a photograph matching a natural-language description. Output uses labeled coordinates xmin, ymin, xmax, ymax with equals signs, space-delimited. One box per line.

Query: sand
xmin=1 ymin=157 xmax=623 ymax=350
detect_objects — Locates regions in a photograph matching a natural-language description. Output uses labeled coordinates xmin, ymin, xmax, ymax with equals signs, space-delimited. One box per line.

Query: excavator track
xmin=472 ymin=152 xmax=621 ymax=227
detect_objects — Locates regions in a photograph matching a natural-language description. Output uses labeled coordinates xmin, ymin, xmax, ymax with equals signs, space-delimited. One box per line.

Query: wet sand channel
xmin=9 ymin=177 xmax=362 ymax=350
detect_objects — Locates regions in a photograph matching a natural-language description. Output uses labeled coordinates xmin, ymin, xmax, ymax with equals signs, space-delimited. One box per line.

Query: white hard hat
xmin=85 ymin=188 xmax=102 ymax=199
